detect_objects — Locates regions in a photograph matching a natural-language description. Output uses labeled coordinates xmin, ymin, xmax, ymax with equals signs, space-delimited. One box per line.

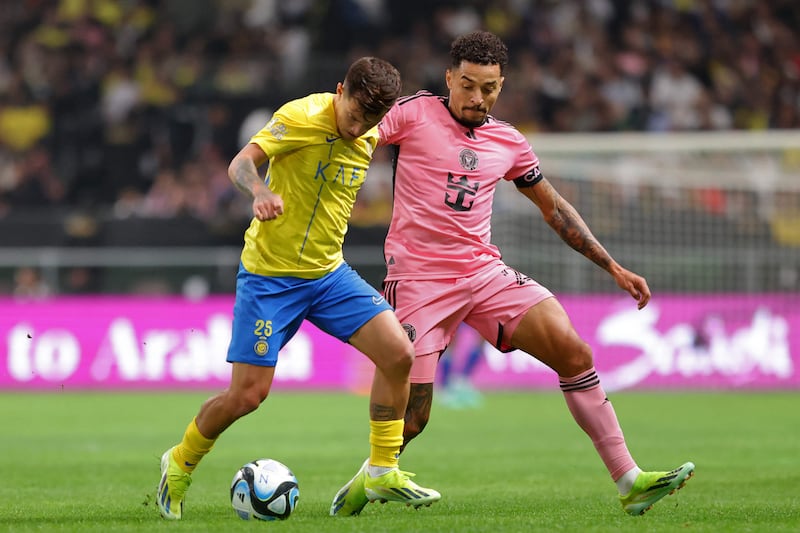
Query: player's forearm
xmin=228 ymin=156 xmax=269 ymax=199
xmin=547 ymin=201 xmax=616 ymax=273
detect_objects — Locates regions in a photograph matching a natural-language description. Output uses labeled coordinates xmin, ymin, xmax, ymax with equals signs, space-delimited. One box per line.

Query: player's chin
xmin=460 ymin=111 xmax=486 ymax=127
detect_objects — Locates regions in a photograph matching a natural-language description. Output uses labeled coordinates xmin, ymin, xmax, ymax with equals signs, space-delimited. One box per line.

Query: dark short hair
xmin=343 ymin=57 xmax=402 ymax=117
xmin=450 ymin=31 xmax=509 ymax=73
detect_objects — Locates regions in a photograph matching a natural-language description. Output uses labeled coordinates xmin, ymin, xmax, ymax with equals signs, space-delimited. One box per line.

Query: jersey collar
xmin=442 ymin=97 xmax=487 ymax=132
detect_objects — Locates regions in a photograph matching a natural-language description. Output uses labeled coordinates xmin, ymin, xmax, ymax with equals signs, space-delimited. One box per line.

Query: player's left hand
xmin=252 ymin=188 xmax=284 ymax=221
xmin=613 ymin=268 xmax=651 ymax=309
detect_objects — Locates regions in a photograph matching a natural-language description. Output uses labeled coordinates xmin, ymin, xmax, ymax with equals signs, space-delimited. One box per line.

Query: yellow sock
xmin=369 ymin=419 xmax=404 ymax=468
xmin=172 ymin=417 xmax=216 ymax=474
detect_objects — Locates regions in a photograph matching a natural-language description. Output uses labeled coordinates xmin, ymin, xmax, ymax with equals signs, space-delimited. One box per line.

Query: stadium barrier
xmin=1 ymin=295 xmax=795 ymax=391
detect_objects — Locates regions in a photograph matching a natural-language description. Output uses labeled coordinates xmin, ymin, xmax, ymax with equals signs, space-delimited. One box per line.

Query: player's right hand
xmin=252 ymin=189 xmax=284 ymax=221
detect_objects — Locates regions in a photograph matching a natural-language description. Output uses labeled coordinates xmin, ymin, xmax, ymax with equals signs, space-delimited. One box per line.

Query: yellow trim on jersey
xmin=240 ymin=92 xmax=378 ymax=278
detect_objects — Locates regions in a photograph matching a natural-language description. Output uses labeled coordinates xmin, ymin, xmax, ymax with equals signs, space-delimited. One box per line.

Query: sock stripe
xmin=559 ymin=371 xmax=600 ymax=392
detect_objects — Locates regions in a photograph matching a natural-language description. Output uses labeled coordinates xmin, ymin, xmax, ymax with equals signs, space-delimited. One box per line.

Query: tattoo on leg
xmin=401 ymin=383 xmax=433 ymax=451
xmin=370 ymin=404 xmax=397 ymax=421
xmin=406 ymin=384 xmax=433 ymax=422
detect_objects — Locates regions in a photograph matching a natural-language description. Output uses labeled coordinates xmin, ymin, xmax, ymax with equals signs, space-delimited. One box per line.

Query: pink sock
xmin=560 ymin=368 xmax=637 ymax=480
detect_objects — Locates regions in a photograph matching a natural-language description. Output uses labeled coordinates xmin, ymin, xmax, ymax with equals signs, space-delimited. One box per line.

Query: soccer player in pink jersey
xmin=331 ymin=31 xmax=694 ymax=517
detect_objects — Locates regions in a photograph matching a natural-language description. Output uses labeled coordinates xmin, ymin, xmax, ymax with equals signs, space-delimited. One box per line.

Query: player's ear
xmin=336 ymin=82 xmax=345 ymax=96
xmin=445 ymin=69 xmax=452 ymax=89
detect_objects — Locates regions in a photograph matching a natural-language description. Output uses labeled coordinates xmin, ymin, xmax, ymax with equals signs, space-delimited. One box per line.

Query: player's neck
xmin=442 ymin=97 xmax=487 ymax=129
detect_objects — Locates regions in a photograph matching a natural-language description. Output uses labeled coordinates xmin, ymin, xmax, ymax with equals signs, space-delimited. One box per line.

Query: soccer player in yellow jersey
xmin=157 ymin=57 xmax=440 ymax=520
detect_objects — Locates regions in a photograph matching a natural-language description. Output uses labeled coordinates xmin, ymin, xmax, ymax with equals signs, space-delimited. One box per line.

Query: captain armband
xmin=513 ymin=166 xmax=544 ymax=188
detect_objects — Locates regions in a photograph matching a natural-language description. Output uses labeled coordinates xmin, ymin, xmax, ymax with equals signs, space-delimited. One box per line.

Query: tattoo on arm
xmin=548 ymin=194 xmax=612 ymax=271
xmin=230 ymin=157 xmax=264 ymax=198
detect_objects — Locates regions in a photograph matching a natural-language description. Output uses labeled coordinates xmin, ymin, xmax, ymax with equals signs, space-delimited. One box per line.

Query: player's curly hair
xmin=343 ymin=57 xmax=402 ymax=118
xmin=450 ymin=31 xmax=509 ymax=73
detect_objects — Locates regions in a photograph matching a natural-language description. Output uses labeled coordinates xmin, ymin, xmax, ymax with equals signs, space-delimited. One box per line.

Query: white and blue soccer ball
xmin=230 ymin=458 xmax=299 ymax=520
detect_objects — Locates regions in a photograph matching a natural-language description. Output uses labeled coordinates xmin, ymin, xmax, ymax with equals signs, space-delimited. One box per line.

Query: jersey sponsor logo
xmin=445 ymin=173 xmax=479 ymax=212
xmin=458 ymin=148 xmax=479 ymax=170
xmin=402 ymin=323 xmax=416 ymax=342
xmin=313 ymin=161 xmax=366 ymax=187
xmin=372 ymin=295 xmax=385 ymax=305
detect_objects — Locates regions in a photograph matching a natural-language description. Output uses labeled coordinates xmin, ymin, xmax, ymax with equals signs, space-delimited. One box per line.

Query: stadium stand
xmin=0 ymin=0 xmax=797 ymax=294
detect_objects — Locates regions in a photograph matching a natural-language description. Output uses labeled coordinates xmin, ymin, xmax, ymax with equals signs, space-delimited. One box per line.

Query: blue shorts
xmin=226 ymin=262 xmax=393 ymax=367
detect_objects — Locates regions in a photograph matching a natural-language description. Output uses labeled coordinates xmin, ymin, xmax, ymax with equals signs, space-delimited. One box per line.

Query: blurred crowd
xmin=0 ymin=0 xmax=797 ymax=232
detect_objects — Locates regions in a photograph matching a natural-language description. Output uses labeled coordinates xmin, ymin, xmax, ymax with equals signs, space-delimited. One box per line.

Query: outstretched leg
xmin=510 ymin=297 xmax=694 ymax=514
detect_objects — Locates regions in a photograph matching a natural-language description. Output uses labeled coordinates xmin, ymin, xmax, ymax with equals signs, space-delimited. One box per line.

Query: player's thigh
xmin=384 ymin=278 xmax=471 ymax=358
xmin=464 ymin=262 xmax=552 ymax=351
xmin=229 ymin=362 xmax=277 ymax=401
xmin=348 ymin=309 xmax=414 ymax=368
xmin=509 ymin=297 xmax=592 ymax=374
xmin=227 ymin=266 xmax=309 ymax=367
xmin=306 ymin=263 xmax=404 ymax=361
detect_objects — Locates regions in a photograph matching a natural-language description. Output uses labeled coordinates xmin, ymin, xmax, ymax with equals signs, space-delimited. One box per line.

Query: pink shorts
xmin=383 ymin=258 xmax=553 ymax=383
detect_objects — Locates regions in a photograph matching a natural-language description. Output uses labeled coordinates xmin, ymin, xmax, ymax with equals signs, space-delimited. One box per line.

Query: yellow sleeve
xmin=248 ymin=100 xmax=311 ymax=158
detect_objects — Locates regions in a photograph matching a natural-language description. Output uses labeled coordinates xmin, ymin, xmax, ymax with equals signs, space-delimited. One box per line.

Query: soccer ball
xmin=230 ymin=458 xmax=299 ymax=520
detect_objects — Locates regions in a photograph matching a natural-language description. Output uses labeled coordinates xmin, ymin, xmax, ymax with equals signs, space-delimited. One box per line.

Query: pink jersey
xmin=378 ymin=91 xmax=540 ymax=280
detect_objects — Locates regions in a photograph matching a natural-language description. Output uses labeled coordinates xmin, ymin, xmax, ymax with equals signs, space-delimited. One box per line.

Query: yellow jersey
xmin=240 ymin=92 xmax=378 ymax=278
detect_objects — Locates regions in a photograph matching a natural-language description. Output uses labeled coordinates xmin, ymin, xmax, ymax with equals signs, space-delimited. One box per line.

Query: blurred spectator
xmin=0 ymin=76 xmax=51 ymax=152
xmin=695 ymin=87 xmax=734 ymax=130
xmin=139 ymin=167 xmax=185 ymax=218
xmin=4 ymin=145 xmax=65 ymax=207
xmin=647 ymin=58 xmax=704 ymax=131
xmin=63 ymin=266 xmax=102 ymax=294
xmin=13 ymin=266 xmax=51 ymax=300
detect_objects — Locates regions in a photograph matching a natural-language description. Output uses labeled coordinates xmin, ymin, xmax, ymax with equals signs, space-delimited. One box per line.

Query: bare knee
xmin=197 ymin=385 xmax=269 ymax=438
xmin=558 ymin=339 xmax=594 ymax=377
xmin=375 ymin=341 xmax=414 ymax=380
xmin=227 ymin=386 xmax=268 ymax=418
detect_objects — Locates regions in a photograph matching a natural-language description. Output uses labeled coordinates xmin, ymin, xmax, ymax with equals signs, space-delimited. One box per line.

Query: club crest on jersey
xmin=402 ymin=323 xmax=416 ymax=342
xmin=266 ymin=117 xmax=287 ymax=140
xmin=254 ymin=339 xmax=269 ymax=356
xmin=458 ymin=148 xmax=479 ymax=171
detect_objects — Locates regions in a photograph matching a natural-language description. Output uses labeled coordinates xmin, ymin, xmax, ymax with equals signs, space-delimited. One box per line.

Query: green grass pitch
xmin=1 ymin=390 xmax=798 ymax=532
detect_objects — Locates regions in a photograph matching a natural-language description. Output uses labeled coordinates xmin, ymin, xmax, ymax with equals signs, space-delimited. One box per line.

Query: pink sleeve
xmin=378 ymin=105 xmax=404 ymax=146
xmin=378 ymin=93 xmax=427 ymax=146
xmin=504 ymin=128 xmax=540 ymax=181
